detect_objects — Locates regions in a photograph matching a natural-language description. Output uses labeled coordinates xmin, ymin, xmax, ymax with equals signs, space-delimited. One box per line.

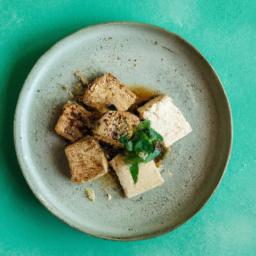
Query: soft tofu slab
xmin=110 ymin=155 xmax=164 ymax=198
xmin=138 ymin=95 xmax=192 ymax=147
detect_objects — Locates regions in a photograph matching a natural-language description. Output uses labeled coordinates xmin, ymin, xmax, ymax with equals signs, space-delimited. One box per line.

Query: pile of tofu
xmin=55 ymin=73 xmax=192 ymax=198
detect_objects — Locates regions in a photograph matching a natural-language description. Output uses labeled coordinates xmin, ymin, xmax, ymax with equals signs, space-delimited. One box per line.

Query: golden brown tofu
xmin=83 ymin=73 xmax=136 ymax=112
xmin=55 ymin=102 xmax=92 ymax=142
xmin=93 ymin=111 xmax=140 ymax=147
xmin=65 ymin=136 xmax=108 ymax=183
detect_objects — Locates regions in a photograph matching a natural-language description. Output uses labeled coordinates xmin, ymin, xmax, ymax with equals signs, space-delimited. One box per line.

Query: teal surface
xmin=0 ymin=0 xmax=255 ymax=255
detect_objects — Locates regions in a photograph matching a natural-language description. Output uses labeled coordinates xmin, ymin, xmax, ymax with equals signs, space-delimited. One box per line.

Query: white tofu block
xmin=110 ymin=155 xmax=164 ymax=198
xmin=138 ymin=95 xmax=192 ymax=147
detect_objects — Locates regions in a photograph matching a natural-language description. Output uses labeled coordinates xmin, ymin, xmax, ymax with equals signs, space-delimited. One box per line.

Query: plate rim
xmin=13 ymin=21 xmax=233 ymax=241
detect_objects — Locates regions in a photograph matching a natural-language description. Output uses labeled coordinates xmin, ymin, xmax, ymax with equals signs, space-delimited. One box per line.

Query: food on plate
xmin=55 ymin=102 xmax=92 ymax=142
xmin=65 ymin=136 xmax=108 ymax=183
xmin=55 ymin=72 xmax=192 ymax=198
xmin=85 ymin=188 xmax=96 ymax=201
xmin=118 ymin=119 xmax=166 ymax=182
xmin=138 ymin=95 xmax=192 ymax=147
xmin=83 ymin=73 xmax=136 ymax=112
xmin=106 ymin=193 xmax=112 ymax=200
xmin=110 ymin=155 xmax=164 ymax=198
xmin=93 ymin=111 xmax=140 ymax=147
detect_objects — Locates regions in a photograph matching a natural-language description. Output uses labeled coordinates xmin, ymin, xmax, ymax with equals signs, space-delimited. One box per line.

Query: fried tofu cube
xmin=65 ymin=136 xmax=108 ymax=183
xmin=138 ymin=95 xmax=192 ymax=147
xmin=83 ymin=73 xmax=136 ymax=112
xmin=93 ymin=111 xmax=140 ymax=147
xmin=110 ymin=155 xmax=164 ymax=198
xmin=55 ymin=102 xmax=92 ymax=142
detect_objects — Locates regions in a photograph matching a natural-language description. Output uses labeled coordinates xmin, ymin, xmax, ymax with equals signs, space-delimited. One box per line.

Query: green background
xmin=0 ymin=0 xmax=255 ymax=255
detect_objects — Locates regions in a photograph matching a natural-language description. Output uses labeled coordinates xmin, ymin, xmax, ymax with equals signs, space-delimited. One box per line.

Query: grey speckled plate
xmin=14 ymin=22 xmax=232 ymax=240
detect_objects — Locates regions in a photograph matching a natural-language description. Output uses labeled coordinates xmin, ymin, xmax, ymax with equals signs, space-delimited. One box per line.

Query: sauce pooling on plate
xmin=130 ymin=85 xmax=158 ymax=103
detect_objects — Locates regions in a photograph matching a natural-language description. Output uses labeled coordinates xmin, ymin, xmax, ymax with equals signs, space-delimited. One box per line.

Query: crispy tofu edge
xmin=54 ymin=102 xmax=92 ymax=142
xmin=83 ymin=73 xmax=137 ymax=112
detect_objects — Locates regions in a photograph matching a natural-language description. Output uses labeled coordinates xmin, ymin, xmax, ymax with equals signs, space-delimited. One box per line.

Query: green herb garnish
xmin=125 ymin=141 xmax=133 ymax=151
xmin=119 ymin=120 xmax=164 ymax=183
xmin=130 ymin=163 xmax=139 ymax=183
xmin=136 ymin=119 xmax=150 ymax=130
xmin=119 ymin=135 xmax=129 ymax=145
xmin=144 ymin=148 xmax=161 ymax=162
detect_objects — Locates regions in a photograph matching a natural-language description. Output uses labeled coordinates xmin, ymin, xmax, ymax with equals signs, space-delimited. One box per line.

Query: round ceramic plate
xmin=14 ymin=22 xmax=232 ymax=240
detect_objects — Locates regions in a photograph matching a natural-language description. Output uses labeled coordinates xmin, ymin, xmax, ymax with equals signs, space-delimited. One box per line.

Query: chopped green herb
xmin=148 ymin=128 xmax=163 ymax=142
xmin=125 ymin=141 xmax=133 ymax=151
xmin=134 ymin=139 xmax=153 ymax=153
xmin=119 ymin=119 xmax=165 ymax=183
xmin=130 ymin=163 xmax=139 ymax=183
xmin=132 ymin=130 xmax=149 ymax=142
xmin=136 ymin=119 xmax=150 ymax=130
xmin=125 ymin=154 xmax=143 ymax=164
xmin=120 ymin=135 xmax=128 ymax=145
xmin=144 ymin=148 xmax=161 ymax=162
xmin=138 ymin=152 xmax=148 ymax=160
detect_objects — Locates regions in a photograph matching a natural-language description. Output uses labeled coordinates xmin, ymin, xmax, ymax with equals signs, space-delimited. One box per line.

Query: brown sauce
xmin=128 ymin=85 xmax=159 ymax=113
xmin=130 ymin=85 xmax=158 ymax=103
xmin=97 ymin=171 xmax=121 ymax=191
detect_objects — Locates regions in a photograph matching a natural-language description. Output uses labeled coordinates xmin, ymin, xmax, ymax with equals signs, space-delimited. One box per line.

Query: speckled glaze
xmin=14 ymin=22 xmax=232 ymax=240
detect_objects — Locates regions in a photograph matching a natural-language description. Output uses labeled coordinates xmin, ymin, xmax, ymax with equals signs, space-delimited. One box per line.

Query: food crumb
xmin=60 ymin=84 xmax=75 ymax=99
xmin=72 ymin=82 xmax=84 ymax=96
xmin=167 ymin=170 xmax=173 ymax=176
xmin=106 ymin=193 xmax=112 ymax=200
xmin=68 ymin=90 xmax=74 ymax=98
xmin=85 ymin=188 xmax=96 ymax=201
xmin=74 ymin=70 xmax=89 ymax=85
xmin=61 ymin=84 xmax=68 ymax=91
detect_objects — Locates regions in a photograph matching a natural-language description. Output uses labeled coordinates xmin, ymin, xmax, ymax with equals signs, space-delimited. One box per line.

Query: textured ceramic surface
xmin=14 ymin=23 xmax=232 ymax=240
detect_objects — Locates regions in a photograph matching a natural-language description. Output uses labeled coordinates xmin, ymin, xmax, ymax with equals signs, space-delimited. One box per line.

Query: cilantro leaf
xmin=148 ymin=128 xmax=163 ymax=142
xmin=136 ymin=119 xmax=150 ymax=130
xmin=132 ymin=130 xmax=149 ymax=142
xmin=119 ymin=135 xmax=128 ymax=145
xmin=120 ymin=119 xmax=165 ymax=183
xmin=125 ymin=154 xmax=143 ymax=164
xmin=144 ymin=148 xmax=161 ymax=162
xmin=134 ymin=139 xmax=153 ymax=153
xmin=130 ymin=163 xmax=139 ymax=183
xmin=125 ymin=141 xmax=133 ymax=151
